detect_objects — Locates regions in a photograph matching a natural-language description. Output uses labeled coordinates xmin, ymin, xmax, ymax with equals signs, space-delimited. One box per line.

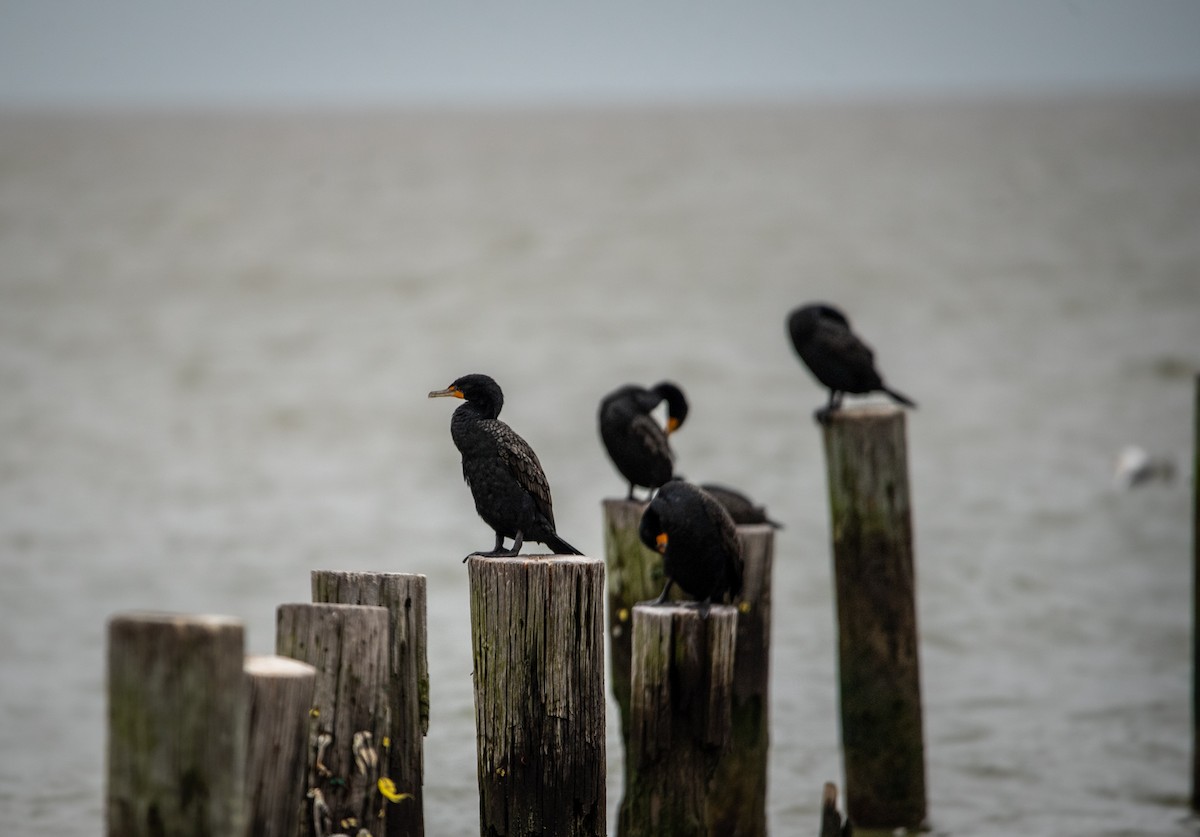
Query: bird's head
xmin=652 ymin=381 xmax=689 ymax=435
xmin=429 ymin=373 xmax=504 ymax=418
xmin=638 ymin=502 xmax=667 ymax=554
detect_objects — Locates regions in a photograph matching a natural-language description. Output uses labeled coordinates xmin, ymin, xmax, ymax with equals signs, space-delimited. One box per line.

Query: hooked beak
xmin=665 ymin=417 xmax=681 ymax=435
xmin=428 ymin=385 xmax=464 ymax=399
xmin=654 ymin=532 xmax=668 ymax=554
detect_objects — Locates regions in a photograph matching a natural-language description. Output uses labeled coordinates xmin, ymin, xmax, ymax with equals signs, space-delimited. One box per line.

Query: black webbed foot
xmin=815 ymin=391 xmax=842 ymax=425
xmin=467 ymin=532 xmax=513 ymax=561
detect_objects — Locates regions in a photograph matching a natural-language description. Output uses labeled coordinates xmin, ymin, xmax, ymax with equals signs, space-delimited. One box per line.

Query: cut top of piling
xmin=822 ymin=403 xmax=907 ymax=424
xmin=243 ymin=654 xmax=317 ymax=678
xmin=465 ymin=553 xmax=595 ymax=564
xmin=109 ymin=611 xmax=244 ymax=630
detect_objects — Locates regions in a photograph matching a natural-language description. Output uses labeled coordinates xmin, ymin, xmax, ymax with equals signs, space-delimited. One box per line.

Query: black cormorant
xmin=787 ymin=303 xmax=916 ymax=422
xmin=699 ymin=483 xmax=783 ymax=528
xmin=598 ymin=381 xmax=689 ymax=500
xmin=639 ymin=479 xmax=743 ymax=614
xmin=429 ymin=373 xmax=582 ymax=557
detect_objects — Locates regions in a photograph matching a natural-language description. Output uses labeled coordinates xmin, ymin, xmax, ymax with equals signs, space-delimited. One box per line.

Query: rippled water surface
xmin=1 ymin=97 xmax=1198 ymax=835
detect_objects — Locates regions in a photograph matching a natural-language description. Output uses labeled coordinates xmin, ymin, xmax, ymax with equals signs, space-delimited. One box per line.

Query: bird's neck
xmin=455 ymin=399 xmax=499 ymax=421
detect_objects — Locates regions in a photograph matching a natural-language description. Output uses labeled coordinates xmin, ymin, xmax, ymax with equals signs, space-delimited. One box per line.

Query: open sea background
xmin=1 ymin=95 xmax=1198 ymax=836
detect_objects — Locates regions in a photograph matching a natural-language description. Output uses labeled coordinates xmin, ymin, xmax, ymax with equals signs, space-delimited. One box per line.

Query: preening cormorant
xmin=699 ymin=483 xmax=783 ymax=528
xmin=639 ymin=479 xmax=743 ymax=614
xmin=429 ymin=373 xmax=582 ymax=558
xmin=598 ymin=381 xmax=689 ymax=500
xmin=787 ymin=303 xmax=916 ymax=422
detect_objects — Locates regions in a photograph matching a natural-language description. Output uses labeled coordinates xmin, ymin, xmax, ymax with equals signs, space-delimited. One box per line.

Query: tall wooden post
xmin=603 ymin=498 xmax=671 ymax=743
xmin=312 ymin=570 xmax=429 ymax=837
xmin=619 ymin=603 xmax=738 ymax=837
xmin=1192 ymin=373 xmax=1200 ymax=811
xmin=604 ymin=499 xmax=773 ymax=835
xmin=821 ymin=405 xmax=927 ymax=831
xmin=107 ymin=612 xmax=247 ymax=837
xmin=468 ymin=554 xmax=606 ymax=837
xmin=277 ymin=603 xmax=390 ymax=837
xmin=244 ymin=655 xmax=317 ymax=837
xmin=709 ymin=524 xmax=775 ymax=837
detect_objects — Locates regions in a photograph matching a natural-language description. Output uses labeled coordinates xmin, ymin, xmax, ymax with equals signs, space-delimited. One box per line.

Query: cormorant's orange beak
xmin=654 ymin=532 xmax=668 ymax=553
xmin=428 ymin=385 xmax=464 ymax=399
xmin=665 ymin=417 xmax=680 ymax=435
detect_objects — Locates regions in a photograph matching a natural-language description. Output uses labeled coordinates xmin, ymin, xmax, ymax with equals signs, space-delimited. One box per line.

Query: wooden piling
xmin=709 ymin=524 xmax=775 ymax=837
xmin=312 ymin=570 xmax=429 ymax=837
xmin=277 ymin=603 xmax=390 ymax=837
xmin=243 ymin=655 xmax=317 ymax=837
xmin=106 ymin=612 xmax=247 ymax=837
xmin=605 ymin=499 xmax=774 ymax=835
xmin=618 ymin=602 xmax=738 ymax=837
xmin=820 ymin=405 xmax=927 ymax=831
xmin=602 ymin=498 xmax=670 ymax=745
xmin=467 ymin=554 xmax=606 ymax=837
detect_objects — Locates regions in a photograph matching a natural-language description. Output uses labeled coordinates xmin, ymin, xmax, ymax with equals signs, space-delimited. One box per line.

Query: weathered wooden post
xmin=709 ymin=524 xmax=775 ymax=837
xmin=312 ymin=570 xmax=429 ymax=837
xmin=468 ymin=554 xmax=606 ymax=837
xmin=107 ymin=612 xmax=247 ymax=837
xmin=619 ymin=603 xmax=738 ymax=837
xmin=243 ymin=655 xmax=317 ymax=837
xmin=821 ymin=405 xmax=927 ymax=831
xmin=277 ymin=603 xmax=390 ymax=837
xmin=605 ymin=498 xmax=774 ymax=835
xmin=602 ymin=498 xmax=671 ymax=742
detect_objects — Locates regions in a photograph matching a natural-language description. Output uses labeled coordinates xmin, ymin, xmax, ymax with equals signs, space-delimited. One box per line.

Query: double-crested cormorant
xmin=429 ymin=373 xmax=582 ymax=558
xmin=787 ymin=303 xmax=916 ymax=422
xmin=699 ymin=483 xmax=783 ymax=529
xmin=639 ymin=479 xmax=743 ymax=614
xmin=598 ymin=381 xmax=689 ymax=500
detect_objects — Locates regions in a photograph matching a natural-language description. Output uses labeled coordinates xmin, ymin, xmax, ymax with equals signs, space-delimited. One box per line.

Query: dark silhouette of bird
xmin=429 ymin=373 xmax=582 ymax=558
xmin=639 ymin=479 xmax=743 ymax=615
xmin=598 ymin=381 xmax=689 ymax=500
xmin=787 ymin=302 xmax=916 ymax=422
xmin=699 ymin=483 xmax=783 ymax=529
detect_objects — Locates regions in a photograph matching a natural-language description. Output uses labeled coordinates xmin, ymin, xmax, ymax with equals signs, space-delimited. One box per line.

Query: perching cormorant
xmin=598 ymin=381 xmax=689 ymax=500
xmin=699 ymin=483 xmax=783 ymax=529
xmin=429 ymin=373 xmax=582 ymax=558
xmin=787 ymin=303 xmax=916 ymax=422
xmin=639 ymin=479 xmax=743 ymax=614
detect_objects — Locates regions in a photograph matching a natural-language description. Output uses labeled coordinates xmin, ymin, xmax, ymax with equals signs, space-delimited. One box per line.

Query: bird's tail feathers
xmin=544 ymin=533 xmax=584 ymax=556
xmin=885 ymin=387 xmax=917 ymax=408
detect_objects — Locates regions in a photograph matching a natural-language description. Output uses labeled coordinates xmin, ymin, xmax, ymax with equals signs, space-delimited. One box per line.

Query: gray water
xmin=1 ymin=96 xmax=1198 ymax=836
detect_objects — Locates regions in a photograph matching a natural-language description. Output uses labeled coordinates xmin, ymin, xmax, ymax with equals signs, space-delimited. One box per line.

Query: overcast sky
xmin=1 ymin=1 xmax=1199 ymax=106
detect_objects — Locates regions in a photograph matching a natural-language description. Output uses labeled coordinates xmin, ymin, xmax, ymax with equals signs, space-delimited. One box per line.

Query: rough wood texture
xmin=107 ymin=612 xmax=247 ymax=837
xmin=277 ymin=603 xmax=390 ymax=837
xmin=709 ymin=524 xmax=775 ymax=837
xmin=468 ymin=554 xmax=606 ymax=837
xmin=619 ymin=603 xmax=738 ymax=837
xmin=244 ymin=654 xmax=317 ymax=837
xmin=821 ymin=405 xmax=927 ymax=830
xmin=312 ymin=570 xmax=429 ymax=837
xmin=602 ymin=498 xmax=679 ymax=745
